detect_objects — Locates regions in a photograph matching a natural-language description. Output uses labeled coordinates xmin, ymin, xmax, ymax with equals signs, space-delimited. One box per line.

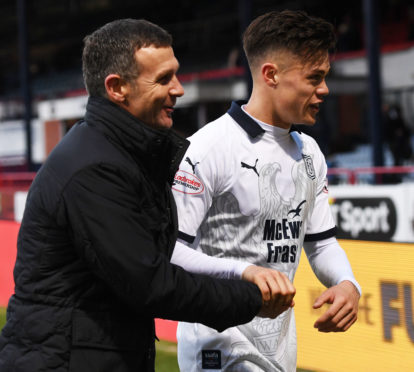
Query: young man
xmin=171 ymin=10 xmax=361 ymax=372
xmin=0 ymin=19 xmax=295 ymax=372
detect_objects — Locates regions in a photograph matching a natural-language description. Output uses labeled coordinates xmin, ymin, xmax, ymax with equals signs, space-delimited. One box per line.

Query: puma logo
xmin=241 ymin=159 xmax=259 ymax=176
xmin=185 ymin=157 xmax=200 ymax=173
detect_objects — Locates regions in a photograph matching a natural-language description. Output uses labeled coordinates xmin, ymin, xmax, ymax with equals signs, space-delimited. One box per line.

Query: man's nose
xmin=317 ymin=80 xmax=329 ymax=97
xmin=171 ymin=76 xmax=184 ymax=97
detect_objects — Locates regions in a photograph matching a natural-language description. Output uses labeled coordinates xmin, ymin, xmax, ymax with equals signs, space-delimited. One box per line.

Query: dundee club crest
xmin=302 ymin=154 xmax=315 ymax=180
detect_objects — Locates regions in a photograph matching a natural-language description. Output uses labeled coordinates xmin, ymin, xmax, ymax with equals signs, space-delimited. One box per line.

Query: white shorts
xmin=176 ymin=310 xmax=296 ymax=372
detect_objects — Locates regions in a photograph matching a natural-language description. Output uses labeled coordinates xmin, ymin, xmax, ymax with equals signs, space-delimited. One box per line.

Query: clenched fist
xmin=242 ymin=265 xmax=296 ymax=319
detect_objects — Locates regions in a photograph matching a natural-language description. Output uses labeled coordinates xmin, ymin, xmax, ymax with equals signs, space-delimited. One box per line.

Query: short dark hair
xmin=243 ymin=10 xmax=336 ymax=69
xmin=82 ymin=19 xmax=172 ymax=97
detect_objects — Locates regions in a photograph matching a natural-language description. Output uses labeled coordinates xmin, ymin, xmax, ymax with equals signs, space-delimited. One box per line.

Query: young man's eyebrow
xmin=309 ymin=66 xmax=330 ymax=75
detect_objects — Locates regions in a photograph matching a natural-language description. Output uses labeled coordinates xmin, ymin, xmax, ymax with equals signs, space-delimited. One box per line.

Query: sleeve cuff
xmin=338 ymin=277 xmax=362 ymax=297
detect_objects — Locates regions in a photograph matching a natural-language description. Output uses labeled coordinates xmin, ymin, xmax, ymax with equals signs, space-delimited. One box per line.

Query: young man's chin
xmin=300 ymin=116 xmax=317 ymax=126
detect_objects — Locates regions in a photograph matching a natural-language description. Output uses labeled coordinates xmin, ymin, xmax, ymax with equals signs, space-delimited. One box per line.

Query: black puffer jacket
xmin=0 ymin=97 xmax=262 ymax=372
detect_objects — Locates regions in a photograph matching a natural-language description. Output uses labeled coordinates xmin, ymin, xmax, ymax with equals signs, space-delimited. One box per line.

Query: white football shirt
xmin=172 ymin=101 xmax=337 ymax=372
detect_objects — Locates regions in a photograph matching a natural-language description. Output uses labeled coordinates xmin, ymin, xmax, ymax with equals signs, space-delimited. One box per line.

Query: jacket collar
xmin=227 ymin=101 xmax=301 ymax=138
xmin=85 ymin=96 xmax=189 ymax=185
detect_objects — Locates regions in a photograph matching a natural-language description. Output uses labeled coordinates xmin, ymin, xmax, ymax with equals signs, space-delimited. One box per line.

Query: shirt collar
xmin=227 ymin=101 xmax=265 ymax=138
xmin=227 ymin=100 xmax=301 ymax=138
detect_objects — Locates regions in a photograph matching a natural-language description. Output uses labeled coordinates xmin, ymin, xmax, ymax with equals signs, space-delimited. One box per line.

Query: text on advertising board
xmin=330 ymin=197 xmax=397 ymax=241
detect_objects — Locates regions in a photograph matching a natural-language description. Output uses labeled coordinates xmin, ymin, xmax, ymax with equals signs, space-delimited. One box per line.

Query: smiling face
xmin=272 ymin=52 xmax=330 ymax=128
xmin=124 ymin=46 xmax=184 ymax=129
xmin=246 ymin=50 xmax=331 ymax=129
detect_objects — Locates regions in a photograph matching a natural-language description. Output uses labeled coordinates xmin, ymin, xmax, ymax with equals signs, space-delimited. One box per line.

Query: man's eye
xmin=310 ymin=75 xmax=323 ymax=84
xmin=159 ymin=75 xmax=172 ymax=85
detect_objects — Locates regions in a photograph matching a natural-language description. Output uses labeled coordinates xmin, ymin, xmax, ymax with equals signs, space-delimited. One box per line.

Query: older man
xmin=0 ymin=19 xmax=294 ymax=372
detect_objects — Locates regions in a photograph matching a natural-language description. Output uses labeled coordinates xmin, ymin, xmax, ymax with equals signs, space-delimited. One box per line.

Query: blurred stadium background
xmin=1 ymin=0 xmax=414 ymax=371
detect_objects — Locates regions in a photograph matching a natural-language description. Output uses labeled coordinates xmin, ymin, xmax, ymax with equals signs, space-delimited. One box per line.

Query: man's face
xmin=125 ymin=46 xmax=184 ymax=129
xmin=272 ymin=52 xmax=330 ymax=128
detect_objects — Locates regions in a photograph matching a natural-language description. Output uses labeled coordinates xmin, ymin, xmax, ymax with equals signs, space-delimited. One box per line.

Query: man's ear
xmin=104 ymin=74 xmax=128 ymax=103
xmin=262 ymin=63 xmax=280 ymax=88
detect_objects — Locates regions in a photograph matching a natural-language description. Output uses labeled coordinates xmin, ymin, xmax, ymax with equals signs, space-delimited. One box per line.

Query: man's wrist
xmin=339 ymin=279 xmax=362 ymax=297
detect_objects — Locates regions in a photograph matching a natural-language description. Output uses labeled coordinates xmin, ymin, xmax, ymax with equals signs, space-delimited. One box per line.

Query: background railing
xmin=0 ymin=172 xmax=36 ymax=189
xmin=327 ymin=165 xmax=414 ymax=184
xmin=1 ymin=166 xmax=414 ymax=189
xmin=1 ymin=166 xmax=414 ymax=221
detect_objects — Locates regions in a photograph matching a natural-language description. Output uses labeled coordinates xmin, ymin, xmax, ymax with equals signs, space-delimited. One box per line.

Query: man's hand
xmin=313 ymin=280 xmax=360 ymax=332
xmin=242 ymin=265 xmax=296 ymax=319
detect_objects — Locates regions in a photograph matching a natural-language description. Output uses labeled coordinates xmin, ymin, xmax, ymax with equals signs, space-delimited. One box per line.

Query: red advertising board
xmin=0 ymin=220 xmax=18 ymax=307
